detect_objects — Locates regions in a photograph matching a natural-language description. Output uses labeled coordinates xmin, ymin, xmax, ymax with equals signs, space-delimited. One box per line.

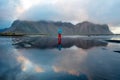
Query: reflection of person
xmin=58 ymin=44 xmax=62 ymax=51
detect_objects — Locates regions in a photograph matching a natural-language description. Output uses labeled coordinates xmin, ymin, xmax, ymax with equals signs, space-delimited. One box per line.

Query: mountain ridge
xmin=5 ymin=20 xmax=113 ymax=35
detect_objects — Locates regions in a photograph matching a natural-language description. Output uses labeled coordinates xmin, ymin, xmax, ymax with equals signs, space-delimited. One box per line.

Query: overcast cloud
xmin=0 ymin=0 xmax=120 ymax=33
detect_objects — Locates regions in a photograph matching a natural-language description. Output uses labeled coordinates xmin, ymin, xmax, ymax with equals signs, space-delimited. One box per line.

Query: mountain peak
xmin=6 ymin=20 xmax=113 ymax=35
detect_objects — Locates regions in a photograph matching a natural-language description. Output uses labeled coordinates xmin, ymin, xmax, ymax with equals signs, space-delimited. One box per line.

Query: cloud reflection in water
xmin=2 ymin=36 xmax=119 ymax=80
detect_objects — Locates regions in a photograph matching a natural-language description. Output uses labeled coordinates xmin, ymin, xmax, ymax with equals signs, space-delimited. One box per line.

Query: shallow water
xmin=0 ymin=36 xmax=120 ymax=80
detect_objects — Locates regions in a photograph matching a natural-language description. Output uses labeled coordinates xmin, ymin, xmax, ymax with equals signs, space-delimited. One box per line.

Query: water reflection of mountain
xmin=12 ymin=37 xmax=108 ymax=49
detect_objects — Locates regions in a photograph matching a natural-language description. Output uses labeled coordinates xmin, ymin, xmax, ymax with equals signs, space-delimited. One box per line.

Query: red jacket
xmin=58 ymin=34 xmax=62 ymax=44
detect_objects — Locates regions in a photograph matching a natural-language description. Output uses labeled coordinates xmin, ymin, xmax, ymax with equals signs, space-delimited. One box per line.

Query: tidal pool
xmin=0 ymin=36 xmax=120 ymax=80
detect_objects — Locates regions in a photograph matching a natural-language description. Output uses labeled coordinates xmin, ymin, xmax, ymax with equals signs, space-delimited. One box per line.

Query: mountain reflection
xmin=0 ymin=37 xmax=120 ymax=80
xmin=12 ymin=36 xmax=108 ymax=49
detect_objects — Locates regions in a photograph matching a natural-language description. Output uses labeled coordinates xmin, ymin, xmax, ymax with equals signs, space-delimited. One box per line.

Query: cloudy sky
xmin=0 ymin=0 xmax=120 ymax=33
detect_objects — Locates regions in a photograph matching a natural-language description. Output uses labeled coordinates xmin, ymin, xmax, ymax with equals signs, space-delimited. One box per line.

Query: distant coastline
xmin=0 ymin=32 xmax=119 ymax=37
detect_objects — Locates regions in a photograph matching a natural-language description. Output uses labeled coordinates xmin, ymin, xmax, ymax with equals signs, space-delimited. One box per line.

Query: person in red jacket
xmin=58 ymin=28 xmax=62 ymax=51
